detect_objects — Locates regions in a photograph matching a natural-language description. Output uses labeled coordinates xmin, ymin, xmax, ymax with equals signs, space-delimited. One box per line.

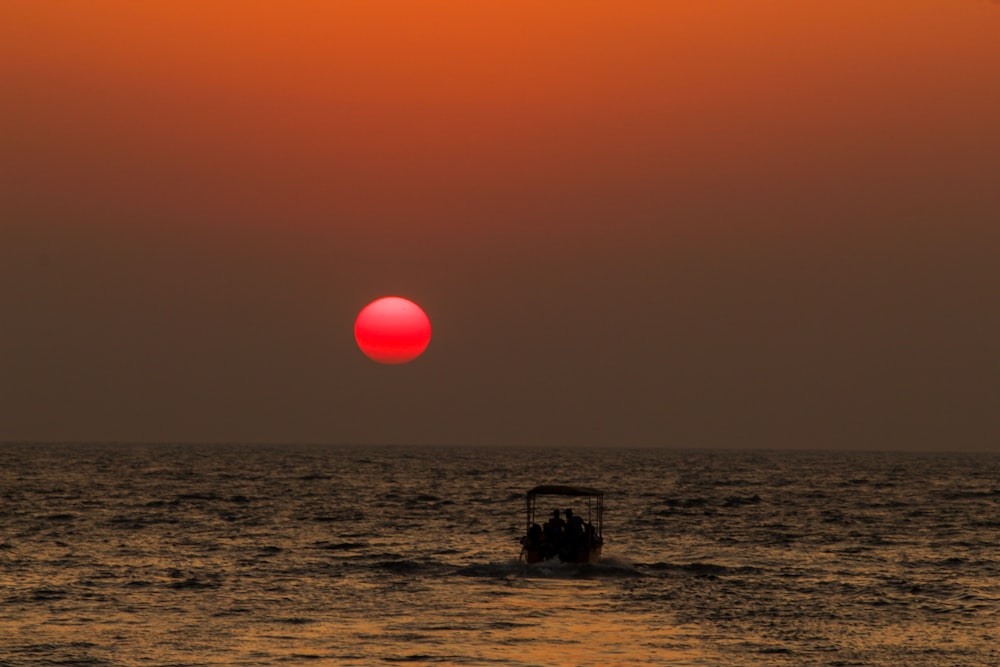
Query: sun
xmin=354 ymin=297 xmax=432 ymax=364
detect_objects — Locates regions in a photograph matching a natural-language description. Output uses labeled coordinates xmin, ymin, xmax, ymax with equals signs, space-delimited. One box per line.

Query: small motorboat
xmin=520 ymin=485 xmax=604 ymax=564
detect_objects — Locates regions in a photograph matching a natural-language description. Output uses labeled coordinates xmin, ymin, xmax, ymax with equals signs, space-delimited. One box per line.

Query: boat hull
xmin=523 ymin=542 xmax=602 ymax=564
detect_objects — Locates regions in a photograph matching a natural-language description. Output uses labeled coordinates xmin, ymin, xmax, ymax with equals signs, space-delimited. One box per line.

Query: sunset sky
xmin=2 ymin=1 xmax=998 ymax=450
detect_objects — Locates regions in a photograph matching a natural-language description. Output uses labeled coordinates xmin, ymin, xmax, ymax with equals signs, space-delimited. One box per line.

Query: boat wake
xmin=456 ymin=556 xmax=642 ymax=580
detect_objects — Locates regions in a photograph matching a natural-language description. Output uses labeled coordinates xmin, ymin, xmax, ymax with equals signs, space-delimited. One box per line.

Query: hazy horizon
xmin=3 ymin=440 xmax=997 ymax=456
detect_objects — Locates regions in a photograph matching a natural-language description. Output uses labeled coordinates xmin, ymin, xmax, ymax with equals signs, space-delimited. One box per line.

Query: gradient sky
xmin=2 ymin=1 xmax=998 ymax=450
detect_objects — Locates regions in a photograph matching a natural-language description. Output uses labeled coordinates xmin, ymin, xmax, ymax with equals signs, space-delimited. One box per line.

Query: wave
xmin=637 ymin=561 xmax=763 ymax=577
xmin=455 ymin=557 xmax=642 ymax=579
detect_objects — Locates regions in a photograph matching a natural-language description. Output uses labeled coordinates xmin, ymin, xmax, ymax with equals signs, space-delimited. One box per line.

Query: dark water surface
xmin=1 ymin=444 xmax=998 ymax=665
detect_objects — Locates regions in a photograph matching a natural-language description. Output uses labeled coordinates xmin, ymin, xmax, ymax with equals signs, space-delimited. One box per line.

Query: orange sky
xmin=2 ymin=1 xmax=998 ymax=449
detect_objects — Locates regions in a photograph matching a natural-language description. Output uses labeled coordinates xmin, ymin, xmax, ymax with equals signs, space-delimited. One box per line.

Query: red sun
xmin=354 ymin=297 xmax=432 ymax=364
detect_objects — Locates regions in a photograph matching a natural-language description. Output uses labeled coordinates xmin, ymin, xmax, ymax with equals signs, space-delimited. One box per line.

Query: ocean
xmin=1 ymin=443 xmax=998 ymax=666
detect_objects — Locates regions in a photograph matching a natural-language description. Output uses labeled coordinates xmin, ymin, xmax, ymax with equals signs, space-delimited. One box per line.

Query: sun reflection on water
xmin=292 ymin=575 xmax=716 ymax=667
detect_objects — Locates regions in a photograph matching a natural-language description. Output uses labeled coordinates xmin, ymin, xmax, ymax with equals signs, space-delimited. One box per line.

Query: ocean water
xmin=1 ymin=444 xmax=998 ymax=666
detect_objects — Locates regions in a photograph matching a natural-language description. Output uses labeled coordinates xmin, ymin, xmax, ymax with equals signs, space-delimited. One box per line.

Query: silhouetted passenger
xmin=542 ymin=509 xmax=565 ymax=559
xmin=528 ymin=523 xmax=542 ymax=542
xmin=584 ymin=520 xmax=597 ymax=545
xmin=543 ymin=509 xmax=565 ymax=538
xmin=565 ymin=508 xmax=584 ymax=538
xmin=562 ymin=508 xmax=586 ymax=561
xmin=521 ymin=522 xmax=543 ymax=555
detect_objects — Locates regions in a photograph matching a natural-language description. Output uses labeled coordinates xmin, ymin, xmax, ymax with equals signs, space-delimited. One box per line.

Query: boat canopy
xmin=524 ymin=484 xmax=604 ymax=542
xmin=527 ymin=485 xmax=603 ymax=498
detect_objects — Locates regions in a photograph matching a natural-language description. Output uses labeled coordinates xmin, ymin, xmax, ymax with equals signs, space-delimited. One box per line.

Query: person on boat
xmin=584 ymin=520 xmax=598 ymax=547
xmin=542 ymin=509 xmax=565 ymax=559
xmin=521 ymin=523 xmax=543 ymax=554
xmin=565 ymin=508 xmax=584 ymax=537
xmin=562 ymin=508 xmax=586 ymax=561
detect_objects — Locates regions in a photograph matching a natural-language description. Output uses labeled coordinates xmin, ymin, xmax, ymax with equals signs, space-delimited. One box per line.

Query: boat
xmin=519 ymin=485 xmax=604 ymax=564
